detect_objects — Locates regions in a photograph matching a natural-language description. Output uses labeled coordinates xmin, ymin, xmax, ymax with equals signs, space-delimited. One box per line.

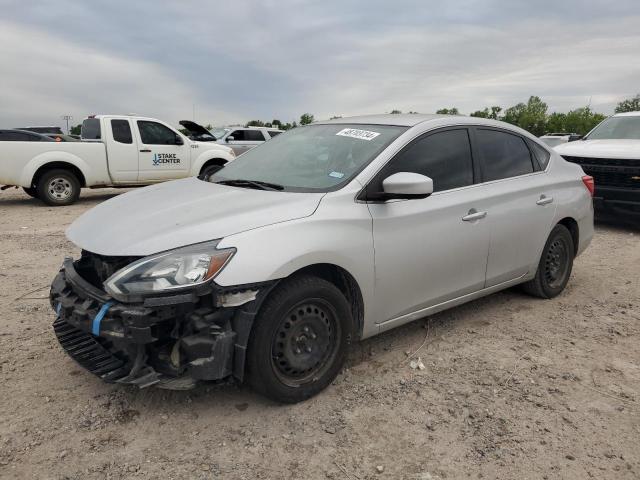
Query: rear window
xmin=111 ymin=119 xmax=133 ymax=144
xmin=530 ymin=141 xmax=551 ymax=169
xmin=82 ymin=118 xmax=101 ymax=140
xmin=476 ymin=129 xmax=534 ymax=181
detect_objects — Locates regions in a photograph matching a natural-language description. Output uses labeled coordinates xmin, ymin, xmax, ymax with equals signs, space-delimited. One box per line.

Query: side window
xmin=229 ymin=130 xmax=246 ymax=141
xmin=111 ymin=119 xmax=133 ymax=144
xmin=137 ymin=121 xmax=179 ymax=145
xmin=529 ymin=141 xmax=551 ymax=170
xmin=245 ymin=130 xmax=265 ymax=141
xmin=376 ymin=129 xmax=474 ymax=193
xmin=268 ymin=130 xmax=282 ymax=138
xmin=476 ymin=129 xmax=534 ymax=181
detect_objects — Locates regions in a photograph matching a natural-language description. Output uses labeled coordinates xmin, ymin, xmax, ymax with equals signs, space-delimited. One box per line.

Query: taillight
xmin=582 ymin=175 xmax=595 ymax=197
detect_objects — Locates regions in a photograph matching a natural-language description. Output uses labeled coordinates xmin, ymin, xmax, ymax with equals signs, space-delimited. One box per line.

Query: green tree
xmin=545 ymin=112 xmax=567 ymax=133
xmin=271 ymin=119 xmax=282 ymax=127
xmin=299 ymin=113 xmax=314 ymax=125
xmin=502 ymin=96 xmax=548 ymax=136
xmin=245 ymin=120 xmax=265 ymax=127
xmin=470 ymin=106 xmax=502 ymax=119
xmin=390 ymin=109 xmax=402 ymax=114
xmin=614 ymin=94 xmax=640 ymax=113
xmin=70 ymin=124 xmax=82 ymax=135
xmin=436 ymin=108 xmax=459 ymax=115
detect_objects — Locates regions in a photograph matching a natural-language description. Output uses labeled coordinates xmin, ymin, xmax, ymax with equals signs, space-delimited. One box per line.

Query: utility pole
xmin=61 ymin=115 xmax=73 ymax=134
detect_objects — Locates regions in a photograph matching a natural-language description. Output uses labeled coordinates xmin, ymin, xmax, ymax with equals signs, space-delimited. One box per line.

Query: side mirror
xmin=175 ymin=135 xmax=184 ymax=145
xmin=226 ymin=136 xmax=234 ymax=142
xmin=381 ymin=172 xmax=433 ymax=199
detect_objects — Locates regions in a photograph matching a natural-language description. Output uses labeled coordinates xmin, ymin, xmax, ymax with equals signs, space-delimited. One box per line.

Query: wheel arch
xmin=198 ymin=157 xmax=228 ymax=175
xmin=557 ymin=217 xmax=579 ymax=257
xmin=32 ymin=161 xmax=87 ymax=188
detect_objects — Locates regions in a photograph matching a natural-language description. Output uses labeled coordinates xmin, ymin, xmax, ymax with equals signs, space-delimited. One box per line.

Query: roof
xmin=613 ymin=111 xmax=640 ymax=117
xmin=319 ymin=113 xmax=448 ymax=127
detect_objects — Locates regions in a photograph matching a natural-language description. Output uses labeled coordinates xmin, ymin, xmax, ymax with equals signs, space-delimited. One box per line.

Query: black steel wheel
xmin=271 ymin=299 xmax=341 ymax=387
xmin=522 ymin=224 xmax=575 ymax=299
xmin=247 ymin=274 xmax=353 ymax=403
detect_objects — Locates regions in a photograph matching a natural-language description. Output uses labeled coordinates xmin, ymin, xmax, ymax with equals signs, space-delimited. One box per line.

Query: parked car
xmin=0 ymin=115 xmax=235 ymax=205
xmin=555 ymin=111 xmax=640 ymax=215
xmin=0 ymin=129 xmax=55 ymax=142
xmin=43 ymin=133 xmax=79 ymax=142
xmin=539 ymin=132 xmax=582 ymax=147
xmin=50 ymin=114 xmax=594 ymax=403
xmin=14 ymin=126 xmax=64 ymax=134
xmin=214 ymin=126 xmax=283 ymax=155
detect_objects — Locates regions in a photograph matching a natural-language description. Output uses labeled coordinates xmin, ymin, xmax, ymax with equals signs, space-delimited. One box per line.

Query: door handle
xmin=462 ymin=209 xmax=487 ymax=222
xmin=140 ymin=149 xmax=151 ymax=153
xmin=536 ymin=195 xmax=554 ymax=206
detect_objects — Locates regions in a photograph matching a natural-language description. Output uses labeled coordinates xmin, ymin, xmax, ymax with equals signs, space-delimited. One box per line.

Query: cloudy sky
xmin=1 ymin=0 xmax=639 ymax=130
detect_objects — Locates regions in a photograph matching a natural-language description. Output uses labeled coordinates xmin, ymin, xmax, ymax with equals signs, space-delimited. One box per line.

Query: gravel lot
xmin=0 ymin=187 xmax=638 ymax=480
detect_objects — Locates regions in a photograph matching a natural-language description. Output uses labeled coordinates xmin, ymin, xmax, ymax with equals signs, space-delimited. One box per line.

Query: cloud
xmin=0 ymin=0 xmax=639 ymax=129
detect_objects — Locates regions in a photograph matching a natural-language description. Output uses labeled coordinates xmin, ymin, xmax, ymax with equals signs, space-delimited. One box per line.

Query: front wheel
xmin=198 ymin=164 xmax=223 ymax=182
xmin=246 ymin=275 xmax=353 ymax=403
xmin=522 ymin=224 xmax=575 ymax=299
xmin=36 ymin=169 xmax=81 ymax=206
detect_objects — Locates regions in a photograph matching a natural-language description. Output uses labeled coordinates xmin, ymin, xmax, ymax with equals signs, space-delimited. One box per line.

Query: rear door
xmin=135 ymin=120 xmax=190 ymax=180
xmin=471 ymin=127 xmax=557 ymax=286
xmin=104 ymin=119 xmax=139 ymax=183
xmin=225 ymin=129 xmax=266 ymax=155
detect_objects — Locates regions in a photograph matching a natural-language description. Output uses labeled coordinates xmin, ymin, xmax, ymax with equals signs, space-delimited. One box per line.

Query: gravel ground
xmin=0 ymin=187 xmax=638 ymax=480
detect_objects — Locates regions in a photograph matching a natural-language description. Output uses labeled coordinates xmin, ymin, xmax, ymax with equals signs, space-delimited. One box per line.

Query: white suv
xmin=212 ymin=126 xmax=283 ymax=155
xmin=51 ymin=114 xmax=594 ymax=403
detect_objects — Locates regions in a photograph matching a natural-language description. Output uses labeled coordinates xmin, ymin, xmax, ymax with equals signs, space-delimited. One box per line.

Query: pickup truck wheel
xmin=522 ymin=224 xmax=574 ymax=299
xmin=199 ymin=164 xmax=223 ymax=182
xmin=246 ymin=275 xmax=353 ymax=403
xmin=22 ymin=187 xmax=38 ymax=198
xmin=36 ymin=169 xmax=81 ymax=206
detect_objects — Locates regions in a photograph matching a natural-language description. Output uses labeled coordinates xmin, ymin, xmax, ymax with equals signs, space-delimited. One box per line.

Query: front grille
xmin=53 ymin=316 xmax=129 ymax=381
xmin=75 ymin=250 xmax=140 ymax=289
xmin=562 ymin=156 xmax=640 ymax=189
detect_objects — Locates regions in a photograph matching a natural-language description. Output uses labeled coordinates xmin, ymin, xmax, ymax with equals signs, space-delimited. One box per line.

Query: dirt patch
xmin=1 ymin=188 xmax=638 ymax=479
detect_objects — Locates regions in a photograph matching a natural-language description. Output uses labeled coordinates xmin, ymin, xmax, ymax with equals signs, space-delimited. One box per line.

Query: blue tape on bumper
xmin=56 ymin=303 xmax=62 ymax=315
xmin=92 ymin=301 xmax=114 ymax=336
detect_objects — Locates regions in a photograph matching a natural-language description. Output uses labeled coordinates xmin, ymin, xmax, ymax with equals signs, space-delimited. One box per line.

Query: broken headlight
xmin=104 ymin=240 xmax=235 ymax=296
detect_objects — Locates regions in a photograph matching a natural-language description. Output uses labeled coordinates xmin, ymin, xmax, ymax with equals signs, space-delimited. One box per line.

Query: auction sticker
xmin=336 ymin=128 xmax=381 ymax=141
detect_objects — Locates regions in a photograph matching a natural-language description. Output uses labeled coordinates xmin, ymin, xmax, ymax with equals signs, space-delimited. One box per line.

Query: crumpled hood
xmin=67 ymin=177 xmax=324 ymax=256
xmin=554 ymin=139 xmax=640 ymax=159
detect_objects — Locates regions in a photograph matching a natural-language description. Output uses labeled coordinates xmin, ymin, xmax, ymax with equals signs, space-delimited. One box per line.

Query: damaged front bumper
xmin=50 ymin=257 xmax=275 ymax=389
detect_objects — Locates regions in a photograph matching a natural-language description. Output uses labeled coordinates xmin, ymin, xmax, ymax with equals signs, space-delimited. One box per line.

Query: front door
xmin=225 ymin=129 xmax=266 ymax=156
xmin=135 ymin=120 xmax=190 ymax=180
xmin=366 ymin=128 xmax=490 ymax=326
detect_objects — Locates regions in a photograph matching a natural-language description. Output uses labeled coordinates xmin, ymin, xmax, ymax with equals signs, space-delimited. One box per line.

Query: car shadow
xmin=0 ymin=190 xmax=125 ymax=207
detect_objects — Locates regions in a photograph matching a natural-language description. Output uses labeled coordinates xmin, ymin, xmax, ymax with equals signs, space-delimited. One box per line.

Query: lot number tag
xmin=336 ymin=128 xmax=381 ymax=141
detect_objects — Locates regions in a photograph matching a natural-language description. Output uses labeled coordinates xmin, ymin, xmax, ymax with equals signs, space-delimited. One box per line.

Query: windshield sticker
xmin=336 ymin=128 xmax=381 ymax=141
xmin=329 ymin=171 xmax=345 ymax=179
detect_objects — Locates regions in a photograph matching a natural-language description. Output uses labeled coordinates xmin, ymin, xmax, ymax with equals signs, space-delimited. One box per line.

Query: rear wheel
xmin=199 ymin=163 xmax=224 ymax=182
xmin=36 ymin=169 xmax=81 ymax=206
xmin=22 ymin=187 xmax=38 ymax=198
xmin=522 ymin=224 xmax=574 ymax=299
xmin=246 ymin=275 xmax=353 ymax=403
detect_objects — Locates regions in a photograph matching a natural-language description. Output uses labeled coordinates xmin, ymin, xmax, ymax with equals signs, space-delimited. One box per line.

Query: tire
xmin=36 ymin=169 xmax=81 ymax=206
xmin=198 ymin=164 xmax=223 ymax=182
xmin=522 ymin=224 xmax=575 ymax=299
xmin=22 ymin=187 xmax=38 ymax=198
xmin=246 ymin=274 xmax=353 ymax=403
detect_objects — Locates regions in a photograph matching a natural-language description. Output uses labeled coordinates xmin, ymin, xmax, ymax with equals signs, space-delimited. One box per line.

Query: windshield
xmin=210 ymin=124 xmax=407 ymax=192
xmin=586 ymin=116 xmax=640 ymax=140
xmin=211 ymin=128 xmax=229 ymax=139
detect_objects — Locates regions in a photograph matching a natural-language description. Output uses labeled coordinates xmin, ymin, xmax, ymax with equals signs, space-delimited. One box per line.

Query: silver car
xmin=212 ymin=126 xmax=283 ymax=155
xmin=51 ymin=114 xmax=594 ymax=403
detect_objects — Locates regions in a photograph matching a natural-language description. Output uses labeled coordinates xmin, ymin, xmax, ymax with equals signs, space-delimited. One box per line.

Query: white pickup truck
xmin=0 ymin=115 xmax=236 ymax=205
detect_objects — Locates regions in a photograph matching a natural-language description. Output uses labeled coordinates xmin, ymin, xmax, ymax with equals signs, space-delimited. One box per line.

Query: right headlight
xmin=104 ymin=240 xmax=235 ymax=297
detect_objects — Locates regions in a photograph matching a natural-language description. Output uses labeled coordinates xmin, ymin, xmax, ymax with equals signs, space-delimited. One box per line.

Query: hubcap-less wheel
xmin=48 ymin=177 xmax=73 ymax=201
xmin=271 ymin=300 xmax=341 ymax=387
xmin=544 ymin=237 xmax=569 ymax=289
